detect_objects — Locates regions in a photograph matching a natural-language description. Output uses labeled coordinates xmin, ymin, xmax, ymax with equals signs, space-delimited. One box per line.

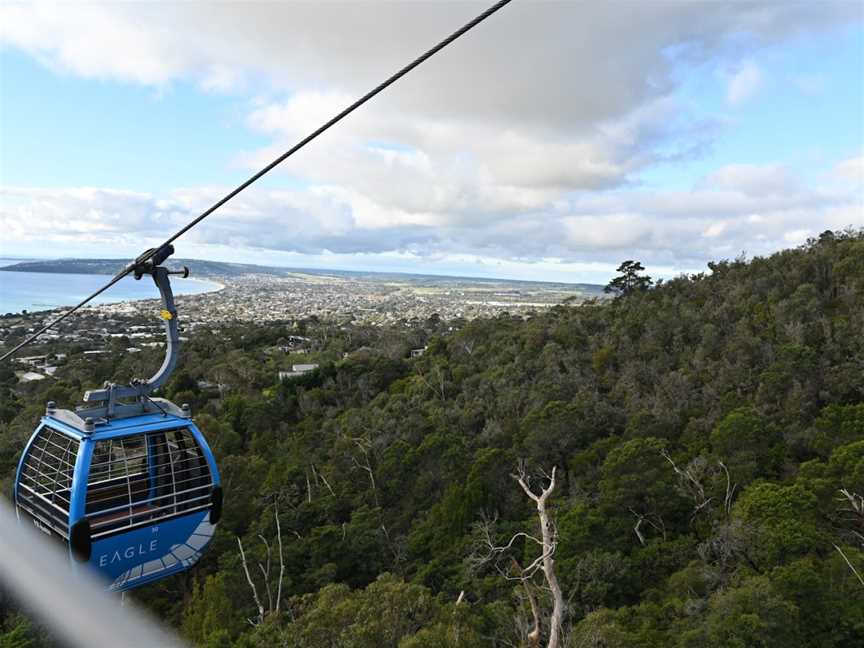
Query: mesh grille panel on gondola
xmin=86 ymin=428 xmax=213 ymax=537
xmin=16 ymin=427 xmax=79 ymax=538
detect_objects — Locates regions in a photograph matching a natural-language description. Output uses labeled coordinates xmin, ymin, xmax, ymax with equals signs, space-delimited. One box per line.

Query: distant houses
xmin=197 ymin=380 xmax=230 ymax=397
xmin=17 ymin=371 xmax=47 ymax=383
xmin=13 ymin=353 xmax=65 ymax=382
xmin=277 ymin=335 xmax=312 ymax=354
xmin=279 ymin=347 xmax=308 ymax=355
xmin=16 ymin=355 xmax=49 ymax=367
xmin=279 ymin=363 xmax=320 ymax=381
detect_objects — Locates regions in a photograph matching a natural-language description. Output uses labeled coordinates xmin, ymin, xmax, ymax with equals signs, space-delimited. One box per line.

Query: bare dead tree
xmin=416 ymin=364 xmax=447 ymax=400
xmin=275 ymin=503 xmax=285 ymax=614
xmin=660 ymin=451 xmax=739 ymax=524
xmin=697 ymin=518 xmax=760 ymax=580
xmin=469 ymin=463 xmax=564 ymax=648
xmin=719 ymin=461 xmax=737 ymax=518
xmin=628 ymin=508 xmax=666 ymax=546
xmin=434 ymin=365 xmax=447 ymax=401
xmin=831 ymin=488 xmax=864 ymax=589
xmin=512 ymin=463 xmax=564 ymax=648
xmin=257 ymin=534 xmax=274 ymax=613
xmin=471 ymin=523 xmax=549 ymax=581
xmin=312 ymin=463 xmax=337 ymax=497
xmin=348 ymin=436 xmax=380 ymax=508
xmin=631 ymin=510 xmax=646 ymax=546
xmin=236 ymin=503 xmax=287 ymax=625
xmin=461 ymin=337 xmax=477 ymax=356
xmin=380 ymin=523 xmax=408 ymax=573
xmin=661 ymin=450 xmax=713 ymax=523
xmin=512 ymin=558 xmax=541 ymax=648
xmin=833 ymin=544 xmax=864 ymax=587
xmin=450 ymin=590 xmax=467 ymax=645
xmin=237 ymin=536 xmax=264 ymax=626
xmin=305 ymin=468 xmax=313 ymax=504
xmin=837 ymin=488 xmax=864 ymax=547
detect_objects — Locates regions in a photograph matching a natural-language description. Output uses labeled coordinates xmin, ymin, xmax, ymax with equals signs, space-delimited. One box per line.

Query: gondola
xmin=13 ymin=246 xmax=222 ymax=592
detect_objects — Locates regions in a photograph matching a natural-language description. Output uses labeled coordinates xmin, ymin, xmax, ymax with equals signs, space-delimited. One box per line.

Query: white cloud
xmin=2 ymin=158 xmax=861 ymax=276
xmin=783 ymin=228 xmax=811 ymax=245
xmin=833 ymin=155 xmax=864 ymax=187
xmin=726 ymin=61 xmax=763 ymax=106
xmin=704 ymin=222 xmax=727 ymax=238
xmin=0 ymin=1 xmax=860 ymax=278
xmin=200 ymin=65 xmax=245 ymax=94
xmin=1 ymin=2 xmax=853 ymax=125
xmin=700 ymin=163 xmax=802 ymax=196
xmin=0 ymin=3 xmax=182 ymax=85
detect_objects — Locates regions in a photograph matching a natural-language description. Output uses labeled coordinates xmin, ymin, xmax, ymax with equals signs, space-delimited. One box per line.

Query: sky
xmin=0 ymin=1 xmax=862 ymax=285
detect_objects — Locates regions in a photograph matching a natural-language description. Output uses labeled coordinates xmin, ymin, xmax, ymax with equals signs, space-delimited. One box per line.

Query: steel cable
xmin=0 ymin=0 xmax=515 ymax=362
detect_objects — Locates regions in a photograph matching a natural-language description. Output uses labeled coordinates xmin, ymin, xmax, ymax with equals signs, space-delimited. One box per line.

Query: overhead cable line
xmin=0 ymin=0 xmax=515 ymax=363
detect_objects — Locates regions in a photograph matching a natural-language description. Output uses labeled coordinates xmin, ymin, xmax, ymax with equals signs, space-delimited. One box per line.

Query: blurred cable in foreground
xmin=0 ymin=498 xmax=187 ymax=648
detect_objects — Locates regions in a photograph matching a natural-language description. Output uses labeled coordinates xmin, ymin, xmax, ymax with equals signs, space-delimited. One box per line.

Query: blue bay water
xmin=0 ymin=259 xmax=222 ymax=315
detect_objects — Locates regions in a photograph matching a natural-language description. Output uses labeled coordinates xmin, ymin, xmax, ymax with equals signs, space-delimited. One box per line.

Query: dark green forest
xmin=2 ymin=230 xmax=863 ymax=647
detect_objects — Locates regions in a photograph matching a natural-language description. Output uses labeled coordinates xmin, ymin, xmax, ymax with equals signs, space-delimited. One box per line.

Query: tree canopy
xmin=1 ymin=229 xmax=863 ymax=646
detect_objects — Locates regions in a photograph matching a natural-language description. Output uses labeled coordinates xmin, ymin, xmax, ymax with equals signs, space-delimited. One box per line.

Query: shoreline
xmin=0 ymin=273 xmax=226 ymax=317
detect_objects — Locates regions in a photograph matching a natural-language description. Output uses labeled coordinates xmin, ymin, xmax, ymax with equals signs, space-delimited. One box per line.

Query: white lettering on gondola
xmin=98 ymin=539 xmax=159 ymax=567
xmin=31 ymin=519 xmax=52 ymax=537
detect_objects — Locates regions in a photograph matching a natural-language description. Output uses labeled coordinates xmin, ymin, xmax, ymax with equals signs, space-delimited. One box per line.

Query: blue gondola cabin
xmin=14 ymin=405 xmax=222 ymax=592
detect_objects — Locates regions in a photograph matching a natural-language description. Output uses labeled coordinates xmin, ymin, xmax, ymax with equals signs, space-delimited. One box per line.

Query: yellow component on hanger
xmin=160 ymin=310 xmax=174 ymax=321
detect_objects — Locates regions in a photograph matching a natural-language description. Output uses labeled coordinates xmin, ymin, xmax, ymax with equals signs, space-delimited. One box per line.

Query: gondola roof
xmin=43 ymin=409 xmax=194 ymax=441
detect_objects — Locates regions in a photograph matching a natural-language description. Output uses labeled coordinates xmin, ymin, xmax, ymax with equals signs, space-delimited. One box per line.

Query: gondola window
xmin=86 ymin=428 xmax=213 ymax=537
xmin=16 ymin=427 xmax=79 ymax=539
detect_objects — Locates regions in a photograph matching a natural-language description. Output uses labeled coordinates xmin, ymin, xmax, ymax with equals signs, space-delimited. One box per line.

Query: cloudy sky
xmin=0 ymin=1 xmax=862 ymax=284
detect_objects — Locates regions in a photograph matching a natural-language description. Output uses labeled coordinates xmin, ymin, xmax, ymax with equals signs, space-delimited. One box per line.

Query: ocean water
xmin=0 ymin=259 xmax=222 ymax=315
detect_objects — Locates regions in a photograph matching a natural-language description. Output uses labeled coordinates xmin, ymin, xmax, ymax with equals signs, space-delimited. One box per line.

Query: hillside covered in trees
xmin=1 ymin=229 xmax=863 ymax=647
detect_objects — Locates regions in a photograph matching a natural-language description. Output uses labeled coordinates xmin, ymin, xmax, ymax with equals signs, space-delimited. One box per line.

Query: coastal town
xmin=0 ymin=269 xmax=604 ymax=384
xmin=96 ymin=271 xmax=602 ymax=324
